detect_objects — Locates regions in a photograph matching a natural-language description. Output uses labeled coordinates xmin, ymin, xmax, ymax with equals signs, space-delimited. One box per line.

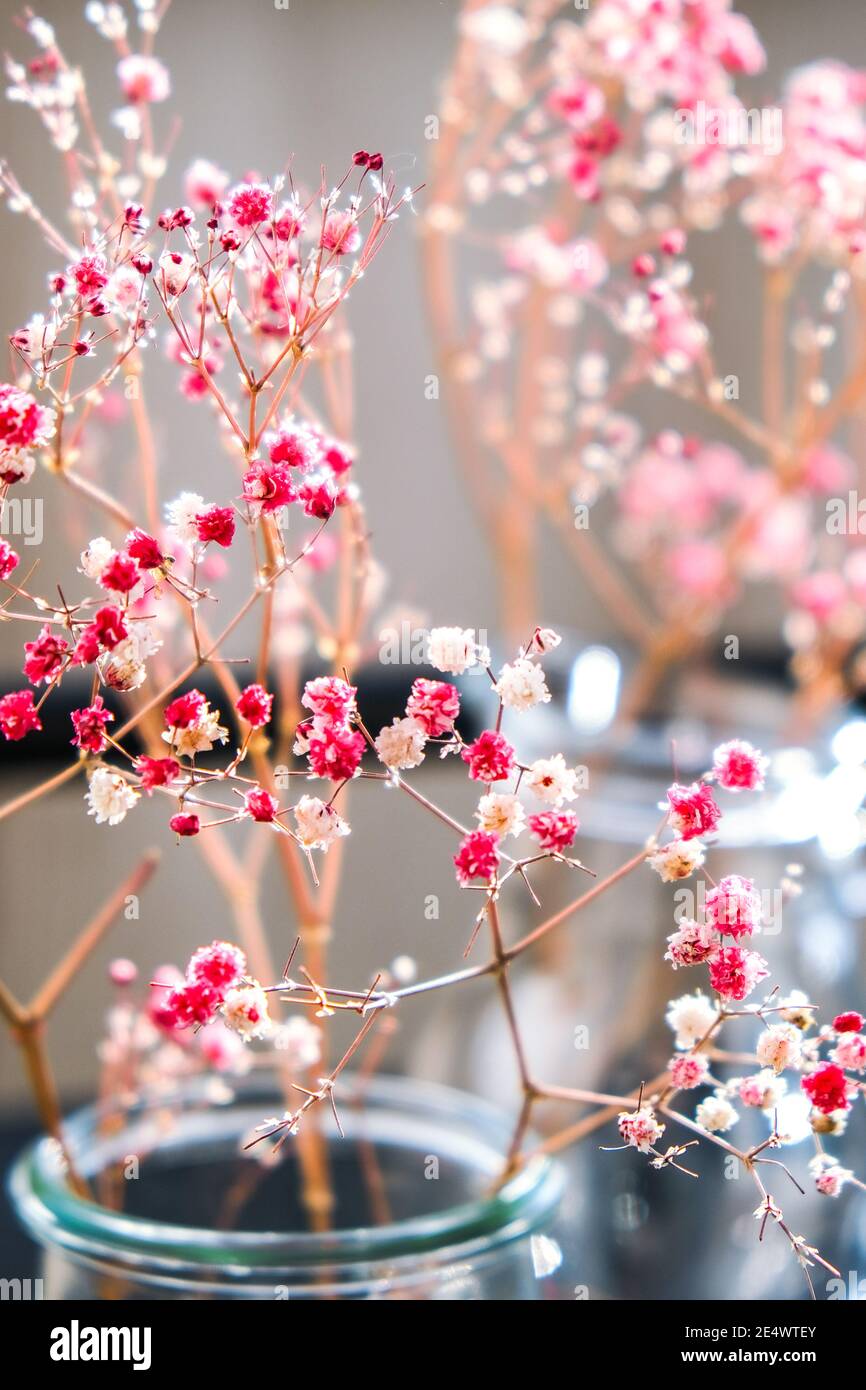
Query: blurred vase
xmin=9 ymin=1070 xmax=564 ymax=1301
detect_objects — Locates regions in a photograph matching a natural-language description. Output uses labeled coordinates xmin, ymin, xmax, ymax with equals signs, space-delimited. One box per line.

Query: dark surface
xmin=1 ymin=1110 xmax=43 ymax=1282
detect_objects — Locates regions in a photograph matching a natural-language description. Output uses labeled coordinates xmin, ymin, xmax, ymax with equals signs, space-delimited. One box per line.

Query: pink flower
xmin=454 ymin=829 xmax=500 ymax=887
xmin=164 ymin=689 xmax=207 ymax=730
xmin=802 ymin=1062 xmax=853 ymax=1115
xmin=70 ymin=697 xmax=113 ymax=754
xmin=527 ymin=810 xmax=579 ymax=852
xmin=242 ymin=459 xmax=296 ymax=513
xmin=406 ymin=678 xmax=460 ymax=737
xmin=266 ymin=419 xmax=323 ymax=471
xmin=72 ymin=606 xmax=128 ymax=666
xmin=117 ymin=54 xmax=170 ymax=103
xmin=299 ymin=478 xmax=338 ymax=520
xmin=0 ymin=689 xmax=42 ymax=741
xmin=617 ymin=1107 xmax=664 ymax=1153
xmin=704 ymin=875 xmax=762 ymax=939
xmin=188 ymin=940 xmax=246 ymax=993
xmin=0 ymin=382 xmax=54 ymax=461
xmin=195 ymin=505 xmax=235 ymax=548
xmin=23 ymin=625 xmax=69 ymax=684
xmin=227 ymin=182 xmax=274 ymax=228
xmin=665 ymin=919 xmax=719 ymax=969
xmin=711 ymin=740 xmax=767 ymax=792
xmin=834 ymin=1011 xmax=864 ymax=1033
xmin=667 ymin=782 xmax=722 ymax=840
xmin=184 ymin=159 xmax=229 ymax=209
xmin=236 ymin=683 xmax=273 ymax=729
xmin=708 ymin=946 xmax=770 ymax=1003
xmin=169 ymin=813 xmax=201 ymax=838
xmin=320 ymin=211 xmax=361 ymax=256
xmin=126 ymin=528 xmax=166 ymax=571
xmin=70 ymin=254 xmax=109 ymax=298
xmin=461 ymin=730 xmax=515 ymax=783
xmin=669 ymin=1053 xmax=710 ymax=1090
xmin=244 ymin=786 xmax=279 ymax=822
xmin=0 ymin=541 xmax=19 ymax=580
xmin=301 ymin=676 xmax=356 ymax=724
xmin=831 ymin=1033 xmax=866 ymax=1074
xmin=134 ymin=755 xmax=180 ymax=792
xmin=306 ymin=721 xmax=365 ymax=781
xmin=166 ymin=978 xmax=220 ymax=1027
xmin=100 ymin=552 xmax=140 ymax=594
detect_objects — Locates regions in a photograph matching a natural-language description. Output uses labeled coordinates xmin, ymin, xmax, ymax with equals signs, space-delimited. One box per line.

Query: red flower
xmin=307 ymin=720 xmax=365 ymax=781
xmin=666 ymin=782 xmax=722 ymax=840
xmin=242 ymin=458 xmax=297 ymax=513
xmin=704 ymin=875 xmax=761 ymax=939
xmin=100 ymin=552 xmax=140 ymax=594
xmin=461 ymin=730 xmax=515 ymax=783
xmin=235 ymin=683 xmax=273 ymax=729
xmin=0 ymin=382 xmax=53 ymax=455
xmin=834 ymin=1011 xmax=865 ymax=1034
xmin=166 ymin=978 xmax=219 ymax=1026
xmin=70 ymin=253 xmax=109 ymax=298
xmin=164 ymin=689 xmax=206 ymax=729
xmin=0 ymin=688 xmax=42 ymax=741
xmin=188 ymin=940 xmax=246 ymax=993
xmin=227 ymin=183 xmax=274 ymax=228
xmin=73 ymin=605 xmax=129 ymax=664
xmin=802 ymin=1062 xmax=852 ymax=1115
xmin=23 ymin=625 xmax=69 ymax=684
xmin=454 ymin=829 xmax=500 ymax=886
xmin=195 ymin=505 xmax=235 ymax=548
xmin=406 ymin=678 xmax=460 ymax=737
xmin=708 ymin=946 xmax=769 ymax=1002
xmin=299 ymin=479 xmax=338 ymax=520
xmin=0 ymin=541 xmax=19 ymax=580
xmin=126 ymin=528 xmax=166 ymax=571
xmin=527 ymin=810 xmax=580 ymax=852
xmin=244 ymin=786 xmax=278 ymax=822
xmin=169 ymin=812 xmax=201 ymax=838
xmin=135 ymin=755 xmax=180 ymax=791
xmin=70 ymin=696 xmax=113 ymax=753
xmin=301 ymin=676 xmax=356 ymax=723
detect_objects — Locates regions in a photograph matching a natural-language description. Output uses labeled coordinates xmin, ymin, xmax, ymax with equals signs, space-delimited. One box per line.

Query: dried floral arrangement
xmin=423 ymin=0 xmax=866 ymax=728
xmin=0 ymin=1 xmax=863 ymax=1301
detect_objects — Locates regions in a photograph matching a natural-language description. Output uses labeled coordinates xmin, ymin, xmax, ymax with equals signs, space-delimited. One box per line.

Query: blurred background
xmin=1 ymin=0 xmax=866 ymax=1300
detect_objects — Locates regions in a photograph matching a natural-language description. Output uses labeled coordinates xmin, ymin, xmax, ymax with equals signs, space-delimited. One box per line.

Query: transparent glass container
xmin=9 ymin=1071 xmax=565 ymax=1300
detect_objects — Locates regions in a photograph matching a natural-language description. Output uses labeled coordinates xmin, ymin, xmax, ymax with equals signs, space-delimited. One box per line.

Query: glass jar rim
xmin=10 ymin=1071 xmax=564 ymax=1281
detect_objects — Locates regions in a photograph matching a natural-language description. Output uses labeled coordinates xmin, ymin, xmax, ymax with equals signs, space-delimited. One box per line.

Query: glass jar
xmin=9 ymin=1070 xmax=564 ymax=1301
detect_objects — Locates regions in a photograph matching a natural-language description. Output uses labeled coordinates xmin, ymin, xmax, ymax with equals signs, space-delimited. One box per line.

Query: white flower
xmin=494 ymin=657 xmax=551 ymax=711
xmin=107 ymin=264 xmax=144 ymax=311
xmin=476 ymin=792 xmax=526 ymax=838
xmin=374 ymin=716 xmax=427 ymax=770
xmin=525 ymin=754 xmax=579 ymax=806
xmin=222 ymin=983 xmax=271 ymax=1042
xmin=165 ymin=492 xmax=205 ymax=547
xmin=162 ymin=704 xmax=228 ymax=757
xmin=80 ymin=536 xmax=116 ymax=580
xmin=157 ymin=250 xmax=194 ymax=298
xmin=98 ymin=622 xmax=162 ymax=693
xmin=272 ymin=1015 xmax=321 ymax=1069
xmin=648 ymin=838 xmax=705 ymax=882
xmin=427 ymin=626 xmax=481 ymax=675
xmin=665 ymin=991 xmax=718 ymax=1048
xmin=86 ymin=767 xmax=140 ymax=825
xmin=756 ymin=1023 xmax=802 ymax=1074
xmin=293 ymin=795 xmax=350 ymax=851
xmin=808 ymin=1153 xmax=852 ymax=1197
xmin=527 ymin=627 xmax=561 ymax=654
xmin=695 ymin=1093 xmax=739 ymax=1133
